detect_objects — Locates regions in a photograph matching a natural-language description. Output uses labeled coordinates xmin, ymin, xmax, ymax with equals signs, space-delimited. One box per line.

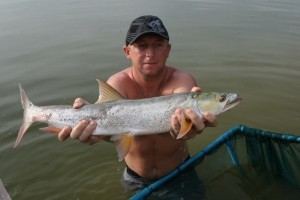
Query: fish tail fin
xmin=13 ymin=84 xmax=34 ymax=148
xmin=110 ymin=134 xmax=133 ymax=161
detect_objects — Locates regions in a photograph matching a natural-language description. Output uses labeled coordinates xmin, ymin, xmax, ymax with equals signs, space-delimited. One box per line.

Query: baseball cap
xmin=125 ymin=15 xmax=169 ymax=45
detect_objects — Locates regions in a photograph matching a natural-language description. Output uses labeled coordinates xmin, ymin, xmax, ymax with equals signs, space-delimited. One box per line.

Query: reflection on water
xmin=0 ymin=0 xmax=299 ymax=199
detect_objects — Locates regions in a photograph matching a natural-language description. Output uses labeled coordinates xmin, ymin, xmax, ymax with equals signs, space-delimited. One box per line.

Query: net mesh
xmin=130 ymin=125 xmax=300 ymax=200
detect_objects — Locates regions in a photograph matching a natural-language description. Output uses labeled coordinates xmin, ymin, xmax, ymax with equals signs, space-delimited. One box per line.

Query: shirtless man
xmin=58 ymin=15 xmax=217 ymax=192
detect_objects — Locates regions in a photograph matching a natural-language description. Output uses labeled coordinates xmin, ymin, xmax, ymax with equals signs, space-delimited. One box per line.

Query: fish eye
xmin=219 ymin=94 xmax=227 ymax=102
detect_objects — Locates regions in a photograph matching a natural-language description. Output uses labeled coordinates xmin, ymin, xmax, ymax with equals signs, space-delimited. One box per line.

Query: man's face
xmin=124 ymin=34 xmax=171 ymax=77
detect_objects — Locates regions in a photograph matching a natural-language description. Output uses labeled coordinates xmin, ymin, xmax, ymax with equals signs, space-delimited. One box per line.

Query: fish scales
xmin=14 ymin=80 xmax=241 ymax=160
xmin=96 ymin=94 xmax=188 ymax=135
xmin=29 ymin=94 xmax=190 ymax=136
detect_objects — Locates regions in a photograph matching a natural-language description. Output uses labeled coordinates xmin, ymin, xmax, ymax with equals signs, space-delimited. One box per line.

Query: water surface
xmin=0 ymin=0 xmax=299 ymax=199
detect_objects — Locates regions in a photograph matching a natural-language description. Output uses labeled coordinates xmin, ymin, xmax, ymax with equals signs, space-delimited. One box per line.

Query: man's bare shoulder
xmin=168 ymin=67 xmax=195 ymax=79
xmin=107 ymin=68 xmax=133 ymax=97
xmin=108 ymin=68 xmax=131 ymax=81
xmin=166 ymin=66 xmax=198 ymax=93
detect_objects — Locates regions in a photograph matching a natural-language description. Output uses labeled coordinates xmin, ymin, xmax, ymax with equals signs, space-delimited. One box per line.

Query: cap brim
xmin=128 ymin=31 xmax=169 ymax=45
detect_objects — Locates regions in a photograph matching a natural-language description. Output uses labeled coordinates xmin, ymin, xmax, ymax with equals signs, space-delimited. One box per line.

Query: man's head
xmin=125 ymin=15 xmax=169 ymax=46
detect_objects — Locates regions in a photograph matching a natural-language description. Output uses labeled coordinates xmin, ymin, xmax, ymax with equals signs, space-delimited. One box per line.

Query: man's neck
xmin=131 ymin=67 xmax=168 ymax=98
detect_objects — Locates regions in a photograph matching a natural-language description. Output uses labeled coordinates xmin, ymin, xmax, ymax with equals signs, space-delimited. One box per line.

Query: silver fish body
xmin=22 ymin=93 xmax=203 ymax=136
xmin=14 ymin=80 xmax=241 ymax=160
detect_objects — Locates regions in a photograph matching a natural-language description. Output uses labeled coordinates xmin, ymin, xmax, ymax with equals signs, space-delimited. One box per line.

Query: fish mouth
xmin=224 ymin=95 xmax=242 ymax=111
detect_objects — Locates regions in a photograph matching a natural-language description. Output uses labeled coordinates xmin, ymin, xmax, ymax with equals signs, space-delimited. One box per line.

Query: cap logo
xmin=148 ymin=20 xmax=165 ymax=33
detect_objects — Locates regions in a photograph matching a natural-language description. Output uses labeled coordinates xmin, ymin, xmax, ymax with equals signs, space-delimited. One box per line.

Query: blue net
xmin=130 ymin=125 xmax=300 ymax=200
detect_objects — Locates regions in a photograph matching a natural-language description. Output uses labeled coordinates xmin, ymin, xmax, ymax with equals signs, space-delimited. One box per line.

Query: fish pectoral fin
xmin=110 ymin=134 xmax=133 ymax=161
xmin=176 ymin=118 xmax=193 ymax=139
xmin=39 ymin=126 xmax=62 ymax=134
xmin=95 ymin=80 xmax=124 ymax=104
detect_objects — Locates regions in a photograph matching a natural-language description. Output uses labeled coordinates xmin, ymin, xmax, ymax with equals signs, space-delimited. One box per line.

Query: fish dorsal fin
xmin=110 ymin=134 xmax=133 ymax=161
xmin=95 ymin=79 xmax=124 ymax=104
xmin=176 ymin=117 xmax=193 ymax=139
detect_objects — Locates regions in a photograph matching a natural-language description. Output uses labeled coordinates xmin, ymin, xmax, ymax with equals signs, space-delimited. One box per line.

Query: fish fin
xmin=95 ymin=80 xmax=124 ymax=104
xmin=176 ymin=118 xmax=193 ymax=139
xmin=110 ymin=134 xmax=133 ymax=161
xmin=14 ymin=121 xmax=33 ymax=148
xmin=14 ymin=84 xmax=35 ymax=148
xmin=0 ymin=179 xmax=12 ymax=200
xmin=39 ymin=127 xmax=62 ymax=134
xmin=19 ymin=83 xmax=34 ymax=109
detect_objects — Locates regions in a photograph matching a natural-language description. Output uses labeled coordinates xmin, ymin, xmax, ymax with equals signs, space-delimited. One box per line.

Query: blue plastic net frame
xmin=130 ymin=124 xmax=300 ymax=200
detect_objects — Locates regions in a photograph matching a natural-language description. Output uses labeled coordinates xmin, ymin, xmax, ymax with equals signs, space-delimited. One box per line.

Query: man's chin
xmin=143 ymin=66 xmax=158 ymax=73
xmin=143 ymin=70 xmax=165 ymax=79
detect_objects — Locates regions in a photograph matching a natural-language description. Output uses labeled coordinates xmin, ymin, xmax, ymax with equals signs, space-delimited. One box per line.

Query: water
xmin=0 ymin=0 xmax=299 ymax=199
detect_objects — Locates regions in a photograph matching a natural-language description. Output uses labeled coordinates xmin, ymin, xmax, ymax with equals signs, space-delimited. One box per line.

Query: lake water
xmin=0 ymin=0 xmax=299 ymax=199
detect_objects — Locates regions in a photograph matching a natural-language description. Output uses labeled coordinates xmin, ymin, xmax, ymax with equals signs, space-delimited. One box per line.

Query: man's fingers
xmin=58 ymin=126 xmax=72 ymax=141
xmin=85 ymin=136 xmax=103 ymax=145
xmin=185 ymin=109 xmax=205 ymax=133
xmin=73 ymin=98 xmax=89 ymax=109
xmin=79 ymin=121 xmax=97 ymax=142
xmin=170 ymin=115 xmax=179 ymax=138
xmin=58 ymin=120 xmax=100 ymax=144
xmin=70 ymin=120 xmax=89 ymax=139
xmin=170 ymin=109 xmax=183 ymax=138
xmin=203 ymin=112 xmax=217 ymax=127
xmin=170 ymin=108 xmax=218 ymax=141
xmin=191 ymin=86 xmax=202 ymax=93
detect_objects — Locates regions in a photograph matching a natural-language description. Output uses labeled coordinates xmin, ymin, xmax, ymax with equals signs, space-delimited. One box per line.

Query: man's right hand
xmin=57 ymin=98 xmax=102 ymax=145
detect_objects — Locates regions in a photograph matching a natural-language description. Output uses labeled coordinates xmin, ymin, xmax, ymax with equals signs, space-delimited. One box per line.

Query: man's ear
xmin=123 ymin=45 xmax=131 ymax=60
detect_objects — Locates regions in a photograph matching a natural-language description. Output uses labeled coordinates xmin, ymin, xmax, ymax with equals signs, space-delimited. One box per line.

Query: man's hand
xmin=170 ymin=87 xmax=217 ymax=140
xmin=57 ymin=98 xmax=103 ymax=145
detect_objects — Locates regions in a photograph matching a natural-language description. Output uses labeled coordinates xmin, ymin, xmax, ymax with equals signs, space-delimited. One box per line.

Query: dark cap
xmin=125 ymin=15 xmax=169 ymax=45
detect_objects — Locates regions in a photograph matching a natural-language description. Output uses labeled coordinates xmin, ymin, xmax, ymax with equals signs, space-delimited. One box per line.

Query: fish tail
xmin=13 ymin=84 xmax=34 ymax=148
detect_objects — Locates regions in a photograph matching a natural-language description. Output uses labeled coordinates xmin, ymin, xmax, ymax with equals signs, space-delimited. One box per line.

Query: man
xmin=58 ymin=15 xmax=217 ymax=192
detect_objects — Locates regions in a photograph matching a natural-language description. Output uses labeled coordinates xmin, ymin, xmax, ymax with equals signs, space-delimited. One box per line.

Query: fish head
xmin=193 ymin=92 xmax=241 ymax=115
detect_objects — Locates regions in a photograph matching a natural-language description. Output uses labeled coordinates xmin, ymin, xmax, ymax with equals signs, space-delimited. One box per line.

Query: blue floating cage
xmin=131 ymin=125 xmax=300 ymax=200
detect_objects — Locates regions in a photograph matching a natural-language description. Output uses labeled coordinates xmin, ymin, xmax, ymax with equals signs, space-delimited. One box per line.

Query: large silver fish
xmin=14 ymin=80 xmax=241 ymax=160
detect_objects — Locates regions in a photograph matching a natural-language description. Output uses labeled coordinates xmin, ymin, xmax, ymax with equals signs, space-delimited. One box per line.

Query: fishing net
xmin=130 ymin=125 xmax=300 ymax=200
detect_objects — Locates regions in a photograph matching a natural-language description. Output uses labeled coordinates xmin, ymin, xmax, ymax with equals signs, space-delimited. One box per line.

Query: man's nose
xmin=146 ymin=47 xmax=155 ymax=57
